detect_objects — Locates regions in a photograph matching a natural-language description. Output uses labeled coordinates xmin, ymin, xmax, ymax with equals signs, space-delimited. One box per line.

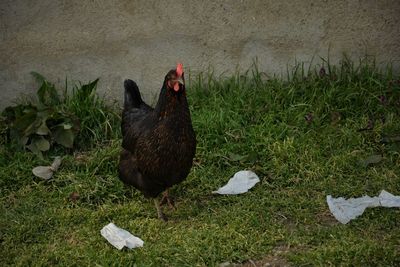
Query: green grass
xmin=1 ymin=58 xmax=400 ymax=266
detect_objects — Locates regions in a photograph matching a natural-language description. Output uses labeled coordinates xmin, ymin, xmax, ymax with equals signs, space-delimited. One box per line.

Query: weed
xmin=0 ymin=73 xmax=121 ymax=158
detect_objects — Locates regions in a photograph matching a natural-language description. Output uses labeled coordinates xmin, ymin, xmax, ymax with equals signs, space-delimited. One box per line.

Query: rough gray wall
xmin=1 ymin=0 xmax=399 ymax=108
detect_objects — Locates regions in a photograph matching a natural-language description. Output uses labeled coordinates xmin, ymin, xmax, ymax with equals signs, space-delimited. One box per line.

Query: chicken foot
xmin=160 ymin=189 xmax=176 ymax=210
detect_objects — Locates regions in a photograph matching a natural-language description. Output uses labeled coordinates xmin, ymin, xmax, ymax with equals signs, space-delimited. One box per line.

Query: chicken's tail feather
xmin=124 ymin=79 xmax=143 ymax=109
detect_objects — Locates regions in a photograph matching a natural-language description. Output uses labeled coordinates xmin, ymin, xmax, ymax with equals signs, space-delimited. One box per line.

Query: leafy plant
xmin=1 ymin=73 xmax=81 ymax=158
xmin=1 ymin=72 xmax=122 ymax=157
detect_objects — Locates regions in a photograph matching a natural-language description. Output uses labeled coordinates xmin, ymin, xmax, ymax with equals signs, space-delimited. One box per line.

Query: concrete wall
xmin=1 ymin=0 xmax=399 ymax=108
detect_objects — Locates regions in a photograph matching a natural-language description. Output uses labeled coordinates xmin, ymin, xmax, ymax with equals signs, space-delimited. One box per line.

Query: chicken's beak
xmin=176 ymin=77 xmax=184 ymax=86
xmin=171 ymin=77 xmax=184 ymax=92
xmin=172 ymin=77 xmax=184 ymax=86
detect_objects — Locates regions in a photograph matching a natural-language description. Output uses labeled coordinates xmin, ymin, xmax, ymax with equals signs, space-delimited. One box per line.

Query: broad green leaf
xmin=36 ymin=121 xmax=50 ymax=135
xmin=27 ymin=141 xmax=43 ymax=159
xmin=13 ymin=111 xmax=41 ymax=139
xmin=30 ymin=71 xmax=46 ymax=84
xmin=76 ymin=79 xmax=99 ymax=99
xmin=27 ymin=143 xmax=41 ymax=157
xmin=13 ymin=111 xmax=36 ymax=132
xmin=1 ymin=106 xmax=18 ymax=121
xmin=23 ymin=118 xmax=42 ymax=137
xmin=63 ymin=123 xmax=72 ymax=130
xmin=32 ymin=136 xmax=50 ymax=151
xmin=37 ymin=81 xmax=60 ymax=106
xmin=54 ymin=128 xmax=74 ymax=148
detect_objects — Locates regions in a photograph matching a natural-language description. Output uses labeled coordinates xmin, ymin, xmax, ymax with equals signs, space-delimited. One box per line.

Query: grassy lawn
xmin=1 ymin=60 xmax=400 ymax=266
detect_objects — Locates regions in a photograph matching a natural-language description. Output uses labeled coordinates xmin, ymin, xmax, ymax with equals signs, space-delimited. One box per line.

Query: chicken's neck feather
xmin=154 ymin=85 xmax=190 ymax=120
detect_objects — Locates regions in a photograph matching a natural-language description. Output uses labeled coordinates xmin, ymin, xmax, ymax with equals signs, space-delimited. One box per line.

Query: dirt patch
xmin=243 ymin=245 xmax=291 ymax=267
xmin=220 ymin=245 xmax=292 ymax=267
xmin=316 ymin=211 xmax=339 ymax=226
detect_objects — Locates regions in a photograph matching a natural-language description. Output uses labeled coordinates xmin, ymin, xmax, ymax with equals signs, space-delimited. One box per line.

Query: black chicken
xmin=119 ymin=63 xmax=196 ymax=221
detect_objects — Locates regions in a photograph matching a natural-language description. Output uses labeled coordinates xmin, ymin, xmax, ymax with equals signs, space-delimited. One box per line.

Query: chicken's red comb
xmin=176 ymin=63 xmax=183 ymax=77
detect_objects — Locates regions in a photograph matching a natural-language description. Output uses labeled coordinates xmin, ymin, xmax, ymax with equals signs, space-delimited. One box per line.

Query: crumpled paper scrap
xmin=100 ymin=223 xmax=144 ymax=250
xmin=213 ymin=170 xmax=260 ymax=195
xmin=327 ymin=190 xmax=400 ymax=224
xmin=32 ymin=156 xmax=62 ymax=180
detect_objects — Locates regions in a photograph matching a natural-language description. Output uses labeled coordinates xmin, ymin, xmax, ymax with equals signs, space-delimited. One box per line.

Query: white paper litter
xmin=327 ymin=190 xmax=400 ymax=224
xmin=213 ymin=170 xmax=260 ymax=195
xmin=100 ymin=223 xmax=144 ymax=250
xmin=32 ymin=156 xmax=62 ymax=180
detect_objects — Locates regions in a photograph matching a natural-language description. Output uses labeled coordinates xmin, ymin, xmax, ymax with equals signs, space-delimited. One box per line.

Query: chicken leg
xmin=160 ymin=189 xmax=176 ymax=210
xmin=154 ymin=198 xmax=168 ymax=221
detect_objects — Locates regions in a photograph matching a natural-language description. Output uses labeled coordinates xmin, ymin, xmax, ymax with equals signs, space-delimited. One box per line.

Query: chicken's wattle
xmin=173 ymin=82 xmax=180 ymax=92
